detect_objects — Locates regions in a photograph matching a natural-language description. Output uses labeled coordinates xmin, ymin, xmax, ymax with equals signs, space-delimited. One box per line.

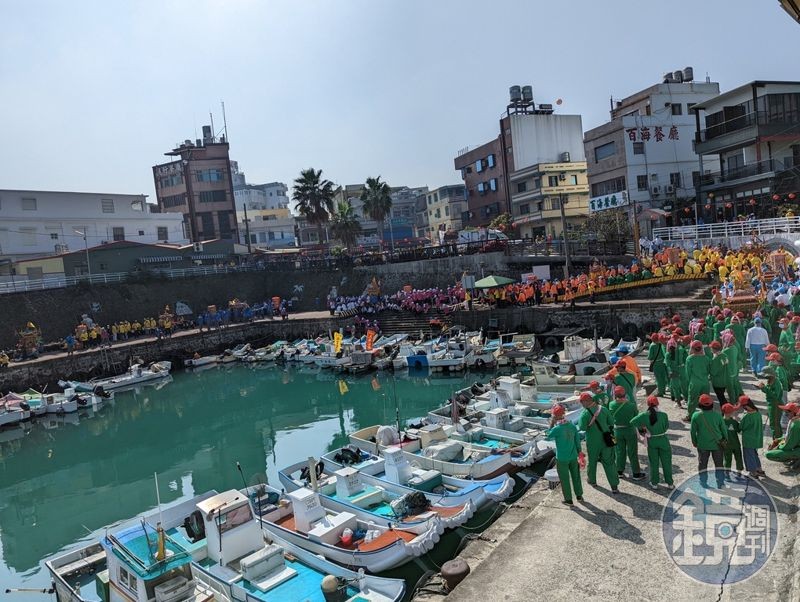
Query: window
xmin=590 ymin=177 xmax=625 ymax=197
xmin=633 ymin=142 xmax=644 ymax=155
xmin=196 ymin=168 xmax=225 ymax=182
xmin=435 ymin=209 xmax=441 ymax=219
xmin=157 ymin=226 xmax=168 ymax=240
xmin=550 ymin=197 xmax=561 ymax=210
xmin=517 ymin=182 xmax=527 ymax=193
xmin=50 ymin=233 xmax=59 ymax=240
xmin=669 ymin=172 xmax=682 ymax=188
xmin=671 ymin=103 xmax=683 ymax=115
xmin=199 ymin=212 xmax=215 ymax=236
xmin=692 ymin=171 xmax=701 ymax=188
xmin=533 ymin=177 xmax=541 ymax=189
xmin=138 ymin=230 xmax=144 ymax=236
xmin=547 ymin=176 xmax=559 ymax=187
xmin=119 ymin=567 xmax=137 ymax=593
xmin=99 ymin=262 xmax=108 ymax=270
xmin=519 ymin=203 xmax=530 ymax=215
xmin=268 ymin=231 xmax=275 ymax=241
xmin=112 ymin=227 xmax=125 ymax=241
xmin=489 ymin=178 xmax=497 ymax=192
xmin=101 ymin=199 xmax=115 ymax=213
xmin=477 ymin=182 xmax=486 ymax=194
xmin=445 ymin=205 xmax=450 ymax=216
xmin=594 ymin=141 xmax=616 ymax=162
xmin=637 ymin=175 xmax=648 ymax=191
xmin=570 ymin=175 xmax=578 ymax=186
xmin=475 ymin=159 xmax=483 ymax=173
xmin=21 ymin=197 xmax=37 ymax=211
xmin=20 ymin=227 xmax=36 ymax=246
xmin=159 ymin=174 xmax=183 ymax=188
xmin=161 ymin=193 xmax=185 ymax=208
xmin=687 ymin=102 xmax=696 ymax=112
xmin=487 ymin=154 xmax=496 ymax=168
xmin=199 ymin=190 xmax=227 ymax=203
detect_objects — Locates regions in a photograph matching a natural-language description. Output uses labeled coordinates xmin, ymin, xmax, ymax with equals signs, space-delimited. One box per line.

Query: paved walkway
xmin=419 ymin=359 xmax=799 ymax=601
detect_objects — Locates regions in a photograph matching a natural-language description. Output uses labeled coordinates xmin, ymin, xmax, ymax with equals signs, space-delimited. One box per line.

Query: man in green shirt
xmin=609 ymin=385 xmax=645 ymax=479
xmin=758 ymin=366 xmax=784 ymax=439
xmin=722 ymin=337 xmax=743 ymax=402
xmin=765 ymin=402 xmax=800 ymax=468
xmin=546 ymin=404 xmax=583 ymax=505
xmin=647 ymin=333 xmax=668 ymax=396
xmin=721 ymin=402 xmax=743 ymax=471
xmin=739 ymin=396 xmax=766 ymax=478
xmin=665 ymin=338 xmax=684 ymax=407
xmin=577 ymin=392 xmax=620 ymax=493
xmin=685 ymin=340 xmax=711 ymax=421
xmin=708 ymin=340 xmax=729 ymax=405
xmin=690 ymin=394 xmax=727 ymax=487
xmin=630 ymin=395 xmax=673 ymax=488
xmin=585 ymin=380 xmax=609 ymax=408
xmin=613 ymin=361 xmax=637 ymax=405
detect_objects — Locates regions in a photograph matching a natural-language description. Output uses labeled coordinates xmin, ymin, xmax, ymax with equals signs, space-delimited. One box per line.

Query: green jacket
xmin=730 ymin=322 xmax=745 ymax=346
xmin=709 ymin=353 xmax=729 ymax=388
xmin=630 ymin=409 xmax=670 ymax=437
xmin=609 ymin=399 xmax=637 ymax=429
xmin=592 ymin=391 xmax=610 ymax=408
xmin=773 ymin=363 xmax=789 ymax=392
xmin=614 ymin=372 xmax=636 ymax=402
xmin=578 ymin=405 xmax=614 ymax=449
xmin=648 ymin=342 xmax=665 ymax=365
xmin=690 ymin=409 xmax=727 ymax=450
xmin=721 ymin=345 xmax=739 ymax=378
xmin=723 ymin=416 xmax=742 ymax=449
xmin=760 ymin=379 xmax=783 ymax=406
xmin=776 ymin=418 xmax=800 ymax=451
xmin=740 ymin=411 xmax=764 ymax=449
xmin=546 ymin=421 xmax=581 ymax=461
xmin=686 ymin=353 xmax=710 ymax=385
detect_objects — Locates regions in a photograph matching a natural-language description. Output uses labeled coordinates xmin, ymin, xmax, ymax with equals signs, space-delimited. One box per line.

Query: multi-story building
xmin=691 ymin=80 xmax=800 ymax=220
xmin=422 ymin=185 xmax=467 ymax=242
xmin=454 ymin=138 xmax=507 ymax=228
xmin=583 ymin=69 xmax=720 ymax=234
xmin=152 ymin=126 xmax=238 ymax=243
xmin=239 ymin=208 xmax=296 ymax=249
xmin=0 ymin=189 xmax=187 ymax=262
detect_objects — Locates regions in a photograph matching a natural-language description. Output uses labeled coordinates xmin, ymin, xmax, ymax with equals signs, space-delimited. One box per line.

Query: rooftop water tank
xmin=682 ymin=66 xmax=694 ymax=82
xmin=521 ymin=85 xmax=533 ymax=102
xmin=509 ymin=85 xmax=522 ymax=102
xmin=673 ymin=70 xmax=684 ymax=83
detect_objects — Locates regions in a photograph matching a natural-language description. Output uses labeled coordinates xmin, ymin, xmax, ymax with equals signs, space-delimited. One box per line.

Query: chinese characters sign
xmin=589 ymin=190 xmax=629 ymax=213
xmin=626 ymin=125 xmax=679 ymax=142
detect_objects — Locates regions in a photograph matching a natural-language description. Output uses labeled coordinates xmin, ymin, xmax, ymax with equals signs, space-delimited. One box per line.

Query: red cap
xmin=681 ymin=335 xmax=692 ymax=345
xmin=721 ymin=403 xmax=737 ymax=415
xmin=551 ymin=404 xmax=566 ymax=417
xmin=660 ymin=318 xmax=669 ymax=326
xmin=777 ymin=402 xmax=800 ymax=414
xmin=716 ymin=315 xmax=725 ymax=322
xmin=699 ymin=393 xmax=714 ymax=407
xmin=672 ymin=314 xmax=681 ymax=322
xmin=709 ymin=340 xmax=722 ymax=350
xmin=579 ymin=392 xmax=593 ymax=403
xmin=588 ymin=380 xmax=600 ymax=389
xmin=764 ymin=344 xmax=778 ymax=352
xmin=615 ymin=360 xmax=627 ymax=369
xmin=767 ymin=353 xmax=782 ymax=362
xmin=690 ymin=340 xmax=703 ymax=351
xmin=792 ymin=316 xmax=800 ymax=324
xmin=650 ymin=332 xmax=660 ymax=341
xmin=738 ymin=395 xmax=753 ymax=407
xmin=646 ymin=395 xmax=659 ymax=407
xmin=674 ymin=328 xmax=684 ymax=335
xmin=604 ymin=372 xmax=614 ymax=380
xmin=613 ymin=385 xmax=626 ymax=398
xmin=735 ymin=311 xmax=744 ymax=318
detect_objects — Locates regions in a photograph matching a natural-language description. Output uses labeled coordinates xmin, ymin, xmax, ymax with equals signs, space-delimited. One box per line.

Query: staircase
xmin=375 ymin=310 xmax=452 ymax=336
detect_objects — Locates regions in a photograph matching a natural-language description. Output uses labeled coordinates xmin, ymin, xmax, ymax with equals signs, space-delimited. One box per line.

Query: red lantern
xmin=704 ymin=204 xmax=711 ymax=210
xmin=725 ymin=203 xmax=733 ymax=209
xmin=789 ymin=193 xmax=797 ymax=201
xmin=749 ymin=198 xmax=757 ymax=206
xmin=683 ymin=207 xmax=691 ymax=214
xmin=773 ymin=194 xmax=781 ymax=201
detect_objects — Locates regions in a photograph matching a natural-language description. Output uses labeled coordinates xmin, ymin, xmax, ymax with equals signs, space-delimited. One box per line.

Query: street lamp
xmin=73 ymin=229 xmax=91 ymax=279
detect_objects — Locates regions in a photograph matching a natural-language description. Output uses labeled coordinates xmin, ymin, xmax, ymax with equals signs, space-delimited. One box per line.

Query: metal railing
xmin=699 ymin=159 xmax=784 ymax=187
xmin=652 ymin=216 xmax=800 ymax=242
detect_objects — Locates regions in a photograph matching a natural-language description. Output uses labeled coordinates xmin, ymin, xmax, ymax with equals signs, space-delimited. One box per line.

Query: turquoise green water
xmin=0 ymin=363 xmax=497 ymax=598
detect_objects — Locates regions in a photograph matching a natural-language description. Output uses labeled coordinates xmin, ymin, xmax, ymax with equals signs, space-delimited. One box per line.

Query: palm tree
xmin=292 ymin=168 xmax=335 ymax=246
xmin=360 ymin=176 xmax=393 ymax=246
xmin=330 ymin=200 xmax=362 ymax=249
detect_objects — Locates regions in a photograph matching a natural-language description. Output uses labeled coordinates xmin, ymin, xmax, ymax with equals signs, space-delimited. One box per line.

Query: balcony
xmin=699 ymin=159 xmax=787 ymax=191
xmin=696 ymin=111 xmax=800 ymax=155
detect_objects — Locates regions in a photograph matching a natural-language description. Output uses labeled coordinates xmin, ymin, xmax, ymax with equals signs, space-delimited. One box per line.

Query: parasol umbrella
xmin=474 ymin=275 xmax=516 ymax=289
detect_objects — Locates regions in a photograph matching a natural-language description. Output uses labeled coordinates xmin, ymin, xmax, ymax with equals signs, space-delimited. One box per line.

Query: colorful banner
xmin=366 ymin=329 xmax=376 ymax=351
xmin=333 ymin=331 xmax=343 ymax=354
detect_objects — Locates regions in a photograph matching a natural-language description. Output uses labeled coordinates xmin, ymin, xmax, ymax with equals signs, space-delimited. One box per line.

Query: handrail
xmin=651 ymin=216 xmax=800 ymax=242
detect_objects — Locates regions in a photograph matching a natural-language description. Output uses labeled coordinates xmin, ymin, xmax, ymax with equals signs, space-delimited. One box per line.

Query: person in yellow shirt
xmin=654 ymin=264 xmax=664 ymax=278
xmin=718 ymin=264 xmax=729 ymax=281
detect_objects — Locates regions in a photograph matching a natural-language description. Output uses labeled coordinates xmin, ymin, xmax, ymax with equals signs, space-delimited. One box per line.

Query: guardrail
xmin=652 ymin=216 xmax=800 ymax=242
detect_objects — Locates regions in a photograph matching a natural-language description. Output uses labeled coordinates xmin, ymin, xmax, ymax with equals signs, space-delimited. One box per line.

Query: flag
xmin=366 ymin=329 xmax=376 ymax=351
xmin=338 ymin=380 xmax=349 ymax=395
xmin=333 ymin=331 xmax=343 ymax=354
xmin=371 ymin=376 xmax=381 ymax=391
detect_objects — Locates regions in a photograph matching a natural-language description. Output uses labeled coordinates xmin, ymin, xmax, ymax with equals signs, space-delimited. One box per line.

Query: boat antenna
xmin=391 ymin=372 xmax=402 ymax=442
xmin=154 ymin=472 xmax=163 ymax=527
xmin=236 ymin=461 xmax=251 ymax=498
xmin=236 ymin=461 xmax=267 ymax=538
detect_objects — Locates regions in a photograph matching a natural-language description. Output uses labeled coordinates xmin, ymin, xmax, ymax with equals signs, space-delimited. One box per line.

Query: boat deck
xmin=55 ymin=550 xmax=105 ymax=577
xmin=273 ymin=513 xmax=418 ymax=552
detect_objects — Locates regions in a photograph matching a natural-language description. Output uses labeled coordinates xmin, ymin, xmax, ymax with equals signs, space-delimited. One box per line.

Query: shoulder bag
xmin=587 ymin=406 xmax=617 ymax=448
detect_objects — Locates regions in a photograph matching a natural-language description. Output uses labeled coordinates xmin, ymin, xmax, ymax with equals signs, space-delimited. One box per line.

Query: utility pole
xmin=558 ymin=192 xmax=572 ymax=277
xmin=243 ymin=204 xmax=252 ymax=253
xmin=73 ymin=229 xmax=91 ymax=279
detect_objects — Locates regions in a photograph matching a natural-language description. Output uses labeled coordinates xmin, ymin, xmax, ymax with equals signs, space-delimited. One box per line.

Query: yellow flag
xmin=338 ymin=380 xmax=349 ymax=395
xmin=334 ymin=332 xmax=343 ymax=354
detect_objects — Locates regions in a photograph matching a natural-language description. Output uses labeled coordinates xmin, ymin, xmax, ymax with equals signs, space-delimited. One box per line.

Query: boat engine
xmin=182 ymin=510 xmax=206 ymax=543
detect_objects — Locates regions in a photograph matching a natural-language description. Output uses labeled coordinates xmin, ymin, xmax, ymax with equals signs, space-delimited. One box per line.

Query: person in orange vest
xmin=617 ymin=346 xmax=642 ymax=385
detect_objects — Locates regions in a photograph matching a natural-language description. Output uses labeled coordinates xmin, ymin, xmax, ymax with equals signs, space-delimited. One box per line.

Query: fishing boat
xmin=426 ymin=348 xmax=466 ymax=372
xmin=59 ymin=361 xmax=172 ymax=393
xmin=392 ymin=343 xmax=431 ymax=370
xmin=183 ymin=354 xmax=218 ymax=368
xmin=279 ymin=460 xmax=474 ymax=532
xmin=253 ymin=483 xmax=438 ymax=573
xmin=321 ymin=445 xmax=514 ymax=509
xmin=350 ymin=423 xmax=545 ymax=480
xmin=0 ymin=393 xmax=30 ymax=426
xmin=490 ymin=333 xmax=540 ymax=367
xmin=46 ymin=488 xmax=405 ymax=602
xmin=19 ymin=388 xmax=49 ymax=416
xmin=535 ymin=335 xmax=615 ymax=375
xmin=518 ymin=364 xmax=609 ymax=395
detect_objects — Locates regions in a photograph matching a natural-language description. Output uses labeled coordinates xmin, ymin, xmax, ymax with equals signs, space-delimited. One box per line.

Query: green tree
xmin=292 ymin=168 xmax=335 ymax=246
xmin=330 ymin=200 xmax=362 ymax=249
xmin=488 ymin=213 xmax=517 ymax=238
xmin=360 ymin=176 xmax=393 ymax=244
xmin=578 ymin=209 xmax=631 ymax=241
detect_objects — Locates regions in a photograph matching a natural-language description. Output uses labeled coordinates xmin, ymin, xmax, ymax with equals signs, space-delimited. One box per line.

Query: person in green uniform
xmin=685 ymin=340 xmax=711 ymax=421
xmin=665 ymin=337 xmax=685 ymax=408
xmin=713 ymin=315 xmax=726 ymax=342
xmin=585 ymin=380 xmax=609 ymax=407
xmin=758 ymin=366 xmax=784 ymax=439
xmin=690 ymin=393 xmax=727 ymax=487
xmin=546 ymin=403 xmax=583 ymax=505
xmin=721 ymin=335 xmax=743 ymax=402
xmin=609 ymin=385 xmax=645 ymax=479
xmin=647 ymin=333 xmax=668 ymax=396
xmin=613 ymin=360 xmax=637 ymax=405
xmin=708 ymin=340 xmax=729 ymax=405
xmin=721 ymin=402 xmax=744 ymax=472
xmin=738 ymin=396 xmax=766 ymax=478
xmin=577 ymin=392 xmax=620 ymax=493
xmin=729 ymin=313 xmax=747 ymax=370
xmin=765 ymin=402 xmax=800 ymax=468
xmin=677 ymin=335 xmax=692 ymax=404
xmin=766 ymin=352 xmax=789 ymax=404
xmin=630 ymin=395 xmax=674 ymax=489
xmin=778 ymin=319 xmax=797 ymax=381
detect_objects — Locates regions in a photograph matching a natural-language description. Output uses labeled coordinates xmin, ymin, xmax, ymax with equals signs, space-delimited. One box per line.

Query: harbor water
xmin=0 ymin=363 xmax=537 ymax=600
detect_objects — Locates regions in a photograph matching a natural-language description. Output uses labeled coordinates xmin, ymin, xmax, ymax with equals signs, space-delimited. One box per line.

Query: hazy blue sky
xmin=1 ymin=0 xmax=796 ymax=200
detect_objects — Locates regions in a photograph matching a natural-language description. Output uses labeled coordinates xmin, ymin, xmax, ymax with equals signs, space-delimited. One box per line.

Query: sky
xmin=0 ymin=0 xmax=797 ymax=201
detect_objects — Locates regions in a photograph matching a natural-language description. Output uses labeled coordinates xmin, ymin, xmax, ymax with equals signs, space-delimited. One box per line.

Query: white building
xmin=583 ymin=69 xmax=721 ymax=234
xmin=0 ymin=189 xmax=187 ymax=261
xmin=234 ymin=183 xmax=290 ymax=212
xmin=238 ymin=210 xmax=296 ymax=249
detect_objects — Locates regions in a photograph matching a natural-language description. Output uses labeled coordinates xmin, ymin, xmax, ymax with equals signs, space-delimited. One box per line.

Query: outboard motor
xmin=182 ymin=510 xmax=206 ymax=543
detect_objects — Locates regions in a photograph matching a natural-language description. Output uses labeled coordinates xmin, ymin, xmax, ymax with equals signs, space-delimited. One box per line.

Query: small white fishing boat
xmin=535 ymin=335 xmax=615 ymax=375
xmin=59 ymin=361 xmax=172 ymax=393
xmin=0 ymin=393 xmax=30 ymax=426
xmin=183 ymin=354 xmax=218 ymax=368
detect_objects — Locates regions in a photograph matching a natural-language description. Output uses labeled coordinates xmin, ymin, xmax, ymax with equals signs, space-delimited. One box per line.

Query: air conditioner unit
xmin=651 ymin=186 xmax=661 ymax=195
xmin=193 ymin=242 xmax=203 ymax=252
xmin=558 ymin=173 xmax=566 ymax=181
xmin=665 ymin=185 xmax=675 ymax=194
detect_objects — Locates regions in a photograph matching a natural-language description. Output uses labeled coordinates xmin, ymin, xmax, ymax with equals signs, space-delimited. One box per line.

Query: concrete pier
xmin=416 ymin=359 xmax=800 ymax=601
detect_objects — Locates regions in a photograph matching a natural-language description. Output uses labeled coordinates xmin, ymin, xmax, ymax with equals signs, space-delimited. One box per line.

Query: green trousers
xmin=726 ymin=376 xmax=744 ymax=404
xmin=668 ymin=373 xmax=684 ymax=401
xmin=723 ymin=446 xmax=744 ymax=471
xmin=556 ymin=458 xmax=583 ymax=502
xmin=652 ymin=362 xmax=668 ymax=396
xmin=646 ymin=437 xmax=673 ymax=485
xmin=687 ymin=382 xmax=710 ymax=416
xmin=615 ymin=427 xmax=641 ymax=473
xmin=768 ymin=404 xmax=783 ymax=439
xmin=586 ymin=443 xmax=620 ymax=489
xmin=764 ymin=447 xmax=800 ymax=462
